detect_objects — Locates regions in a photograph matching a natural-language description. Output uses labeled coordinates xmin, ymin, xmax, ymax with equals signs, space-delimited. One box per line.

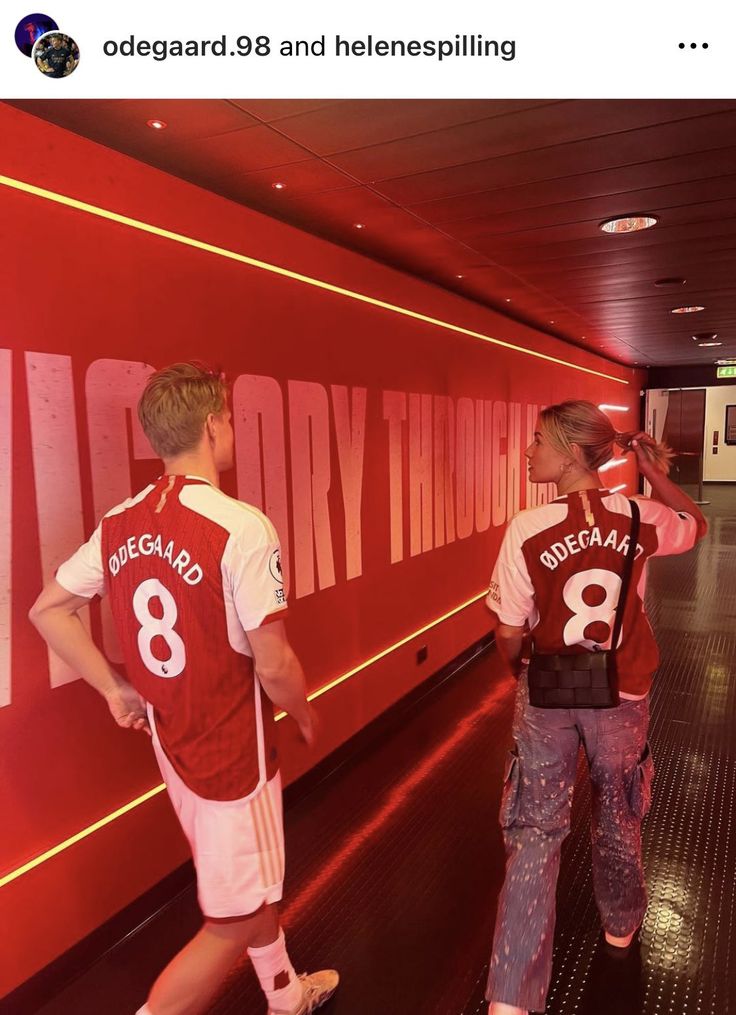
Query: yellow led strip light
xmin=0 ymin=174 xmax=628 ymax=386
xmin=276 ymin=589 xmax=488 ymax=717
xmin=0 ymin=591 xmax=487 ymax=888
xmin=0 ymin=784 xmax=168 ymax=889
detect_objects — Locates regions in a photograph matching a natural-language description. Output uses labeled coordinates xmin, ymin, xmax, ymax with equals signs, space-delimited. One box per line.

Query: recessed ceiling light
xmin=549 ymin=320 xmax=555 ymax=324
xmin=654 ymin=276 xmax=686 ymax=287
xmin=271 ymin=182 xmax=286 ymax=190
xmin=456 ymin=274 xmax=465 ymax=279
xmin=600 ymin=215 xmax=658 ymax=234
xmin=671 ymin=305 xmax=705 ymax=314
xmin=146 ymin=119 xmax=168 ymax=130
xmin=353 ymin=223 xmax=365 ymax=230
xmin=505 ymin=298 xmax=512 ymax=303
xmin=698 ymin=342 xmax=722 ymax=348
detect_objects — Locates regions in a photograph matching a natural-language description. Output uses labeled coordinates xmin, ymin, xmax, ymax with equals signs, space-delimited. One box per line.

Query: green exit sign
xmin=717 ymin=365 xmax=736 ymax=378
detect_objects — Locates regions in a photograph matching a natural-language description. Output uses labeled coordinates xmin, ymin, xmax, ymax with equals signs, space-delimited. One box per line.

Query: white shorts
xmin=149 ymin=709 xmax=285 ymax=919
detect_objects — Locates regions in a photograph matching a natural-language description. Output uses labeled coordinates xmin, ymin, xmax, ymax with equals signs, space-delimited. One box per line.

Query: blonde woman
xmin=485 ymin=401 xmax=707 ymax=1015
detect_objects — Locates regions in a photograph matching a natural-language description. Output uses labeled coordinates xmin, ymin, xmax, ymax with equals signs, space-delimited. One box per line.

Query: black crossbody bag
xmin=527 ymin=499 xmax=640 ymax=709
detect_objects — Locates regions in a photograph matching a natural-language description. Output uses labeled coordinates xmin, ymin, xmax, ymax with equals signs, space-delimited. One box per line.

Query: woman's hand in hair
xmin=629 ymin=432 xmax=708 ymax=539
xmin=627 ymin=431 xmax=669 ymax=478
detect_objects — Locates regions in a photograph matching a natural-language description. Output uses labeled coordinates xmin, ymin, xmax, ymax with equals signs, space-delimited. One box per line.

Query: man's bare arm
xmin=247 ymin=620 xmax=314 ymax=745
xmin=29 ymin=579 xmax=150 ymax=733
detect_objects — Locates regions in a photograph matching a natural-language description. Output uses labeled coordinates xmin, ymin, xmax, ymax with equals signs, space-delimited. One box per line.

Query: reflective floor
xmin=36 ymin=485 xmax=736 ymax=1015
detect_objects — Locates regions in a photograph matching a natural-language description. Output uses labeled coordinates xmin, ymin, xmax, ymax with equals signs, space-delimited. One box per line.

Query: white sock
xmin=248 ymin=929 xmax=302 ymax=1012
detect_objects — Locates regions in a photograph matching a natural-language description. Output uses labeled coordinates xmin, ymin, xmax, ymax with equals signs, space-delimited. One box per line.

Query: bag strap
xmin=610 ymin=499 xmax=640 ymax=650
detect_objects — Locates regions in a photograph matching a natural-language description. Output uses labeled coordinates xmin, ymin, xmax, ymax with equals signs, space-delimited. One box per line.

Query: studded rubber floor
xmin=35 ymin=485 xmax=735 ymax=1015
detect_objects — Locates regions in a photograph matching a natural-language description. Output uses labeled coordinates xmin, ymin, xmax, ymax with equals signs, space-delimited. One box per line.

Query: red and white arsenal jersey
xmin=486 ymin=489 xmax=698 ymax=696
xmin=56 ymin=475 xmax=288 ymax=801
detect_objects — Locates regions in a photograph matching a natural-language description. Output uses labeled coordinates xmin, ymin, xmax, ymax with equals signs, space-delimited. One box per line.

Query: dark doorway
xmin=661 ymin=388 xmax=706 ymax=495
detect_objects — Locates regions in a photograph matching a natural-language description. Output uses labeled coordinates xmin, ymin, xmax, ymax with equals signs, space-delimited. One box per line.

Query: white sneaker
xmin=268 ymin=969 xmax=340 ymax=1015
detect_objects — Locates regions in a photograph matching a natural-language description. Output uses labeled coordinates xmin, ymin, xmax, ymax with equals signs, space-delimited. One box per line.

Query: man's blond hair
xmin=138 ymin=362 xmax=227 ymax=459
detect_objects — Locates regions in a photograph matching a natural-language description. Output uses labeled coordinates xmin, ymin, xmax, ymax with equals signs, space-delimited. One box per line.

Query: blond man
xmin=30 ymin=363 xmax=338 ymax=1015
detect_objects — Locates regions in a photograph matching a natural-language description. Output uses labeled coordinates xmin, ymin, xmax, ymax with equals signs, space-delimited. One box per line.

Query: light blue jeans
xmin=486 ymin=672 xmax=653 ymax=1012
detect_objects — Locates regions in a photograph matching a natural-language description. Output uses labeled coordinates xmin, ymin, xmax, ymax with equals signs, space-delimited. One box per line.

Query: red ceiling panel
xmin=374 ymin=110 xmax=736 ymax=204
xmin=230 ymin=99 xmax=340 ymax=121
xmin=215 ymin=159 xmax=356 ymax=212
xmin=524 ymin=249 xmax=736 ymax=280
xmin=329 ymin=102 xmax=736 ymax=184
xmin=581 ymin=295 xmax=736 ymax=317
xmin=506 ymin=238 xmax=736 ymax=279
xmin=421 ymin=177 xmax=736 ymax=238
xmin=562 ymin=271 xmax=736 ymax=299
xmin=151 ymin=124 xmax=314 ymax=179
xmin=484 ymin=218 xmax=736 ymax=264
xmin=6 ymin=98 xmax=736 ymax=368
xmin=408 ymin=149 xmax=736 ymax=224
xmin=451 ymin=216 xmax=736 ymax=269
xmin=10 ymin=98 xmax=258 ymax=143
xmin=268 ymin=100 xmax=556 ymax=155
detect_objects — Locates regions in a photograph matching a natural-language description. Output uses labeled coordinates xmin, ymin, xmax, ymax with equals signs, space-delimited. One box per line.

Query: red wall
xmin=0 ymin=102 xmax=641 ymax=996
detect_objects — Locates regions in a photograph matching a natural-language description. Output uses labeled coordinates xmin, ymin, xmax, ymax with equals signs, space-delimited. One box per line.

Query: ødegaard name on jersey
xmin=539 ymin=527 xmax=644 ymax=571
xmin=108 ymin=533 xmax=203 ymax=585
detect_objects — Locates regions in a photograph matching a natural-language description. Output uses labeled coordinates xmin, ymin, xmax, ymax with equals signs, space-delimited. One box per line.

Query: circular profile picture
xmin=33 ymin=31 xmax=80 ymax=78
xmin=14 ymin=13 xmax=58 ymax=57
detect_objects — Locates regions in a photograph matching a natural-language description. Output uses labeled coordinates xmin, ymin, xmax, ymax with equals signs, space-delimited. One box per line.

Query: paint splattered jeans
xmin=486 ymin=671 xmax=654 ymax=1013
